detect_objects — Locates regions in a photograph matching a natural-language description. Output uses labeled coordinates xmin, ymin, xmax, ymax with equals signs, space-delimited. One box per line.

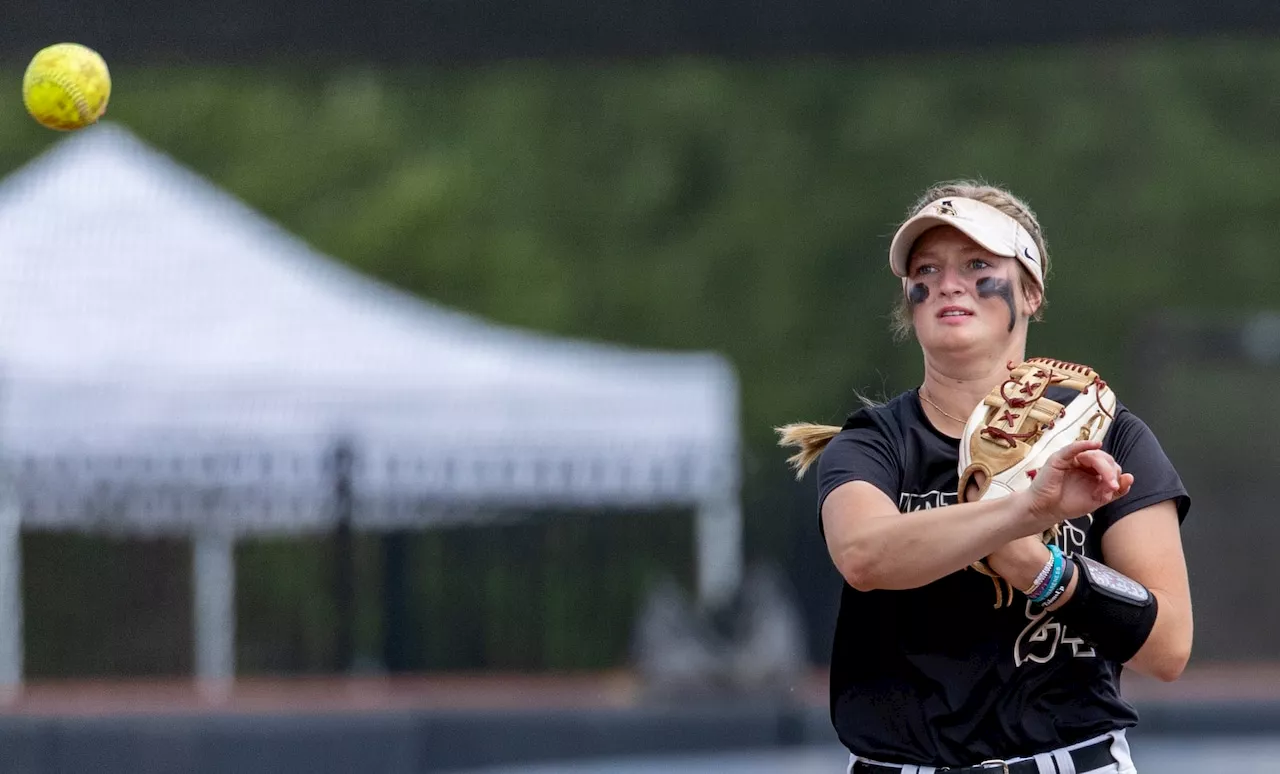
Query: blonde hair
xmin=774 ymin=392 xmax=882 ymax=480
xmin=775 ymin=422 xmax=842 ymax=480
xmin=889 ymin=180 xmax=1051 ymax=341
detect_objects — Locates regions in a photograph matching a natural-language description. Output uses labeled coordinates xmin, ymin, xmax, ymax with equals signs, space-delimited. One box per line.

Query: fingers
xmin=1117 ymin=472 xmax=1135 ymax=498
xmin=1091 ymin=478 xmax=1119 ymax=502
xmin=1087 ymin=465 xmax=1134 ymax=504
xmin=1058 ymin=444 xmax=1134 ymax=504
xmin=1034 ymin=441 xmax=1136 ymax=520
xmin=1074 ymin=448 xmax=1120 ymax=476
xmin=1049 ymin=440 xmax=1102 ymax=467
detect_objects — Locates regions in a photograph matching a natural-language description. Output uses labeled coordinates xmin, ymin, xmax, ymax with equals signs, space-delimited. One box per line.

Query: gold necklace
xmin=918 ymin=388 xmax=968 ymax=424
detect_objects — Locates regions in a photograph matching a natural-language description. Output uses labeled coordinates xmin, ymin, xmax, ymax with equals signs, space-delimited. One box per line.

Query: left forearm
xmin=989 ymin=544 xmax=1191 ymax=680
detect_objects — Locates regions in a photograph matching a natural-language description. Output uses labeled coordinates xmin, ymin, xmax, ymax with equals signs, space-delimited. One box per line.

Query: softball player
xmin=778 ymin=182 xmax=1193 ymax=773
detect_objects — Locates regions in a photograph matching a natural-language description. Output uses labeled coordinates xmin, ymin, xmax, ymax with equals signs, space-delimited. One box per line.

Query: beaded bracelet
xmin=1038 ymin=555 xmax=1076 ymax=609
xmin=1022 ymin=550 xmax=1055 ymax=597
xmin=1024 ymin=544 xmax=1060 ymax=600
xmin=1028 ymin=544 xmax=1065 ymax=605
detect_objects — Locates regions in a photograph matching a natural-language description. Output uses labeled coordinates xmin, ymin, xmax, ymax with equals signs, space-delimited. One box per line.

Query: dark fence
xmin=22 ymin=507 xmax=698 ymax=678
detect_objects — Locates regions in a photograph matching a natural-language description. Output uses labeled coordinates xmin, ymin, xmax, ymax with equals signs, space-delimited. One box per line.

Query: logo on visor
xmin=937 ymin=200 xmax=958 ymax=217
xmin=1022 ymin=246 xmax=1039 ymax=267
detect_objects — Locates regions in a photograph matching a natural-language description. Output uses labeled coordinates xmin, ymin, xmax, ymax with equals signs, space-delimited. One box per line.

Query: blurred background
xmin=0 ymin=1 xmax=1277 ymax=772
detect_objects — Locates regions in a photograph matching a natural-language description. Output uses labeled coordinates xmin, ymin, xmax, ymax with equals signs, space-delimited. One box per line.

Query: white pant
xmin=847 ymin=729 xmax=1137 ymax=774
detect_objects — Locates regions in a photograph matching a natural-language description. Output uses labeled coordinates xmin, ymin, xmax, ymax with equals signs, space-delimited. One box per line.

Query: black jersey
xmin=816 ymin=388 xmax=1190 ymax=766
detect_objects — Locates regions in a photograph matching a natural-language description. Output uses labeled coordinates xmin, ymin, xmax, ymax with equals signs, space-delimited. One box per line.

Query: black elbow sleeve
xmin=1053 ymin=555 xmax=1158 ymax=664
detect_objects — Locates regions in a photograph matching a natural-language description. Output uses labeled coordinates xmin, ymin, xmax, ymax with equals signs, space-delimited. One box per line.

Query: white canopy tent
xmin=0 ymin=124 xmax=742 ymax=685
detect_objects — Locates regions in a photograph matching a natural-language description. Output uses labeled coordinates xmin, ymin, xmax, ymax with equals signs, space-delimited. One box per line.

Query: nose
xmin=935 ymin=265 xmax=966 ymax=296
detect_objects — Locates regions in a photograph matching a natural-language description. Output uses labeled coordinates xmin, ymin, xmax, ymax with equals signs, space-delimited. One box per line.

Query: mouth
xmin=937 ymin=306 xmax=974 ymax=319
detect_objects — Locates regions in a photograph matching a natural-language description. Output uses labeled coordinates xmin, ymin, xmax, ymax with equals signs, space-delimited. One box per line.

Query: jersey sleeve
xmin=1093 ymin=408 xmax=1191 ymax=534
xmin=816 ymin=411 xmax=903 ymax=525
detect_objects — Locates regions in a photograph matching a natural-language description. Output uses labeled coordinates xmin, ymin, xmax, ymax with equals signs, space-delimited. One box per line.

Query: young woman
xmin=778 ymin=182 xmax=1192 ymax=773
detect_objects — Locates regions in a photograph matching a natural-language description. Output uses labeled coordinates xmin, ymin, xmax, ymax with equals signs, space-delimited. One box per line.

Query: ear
xmin=1021 ymin=282 xmax=1044 ymax=318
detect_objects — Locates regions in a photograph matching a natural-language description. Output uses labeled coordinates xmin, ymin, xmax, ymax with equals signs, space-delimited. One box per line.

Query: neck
xmin=919 ymin=343 xmax=1027 ymax=433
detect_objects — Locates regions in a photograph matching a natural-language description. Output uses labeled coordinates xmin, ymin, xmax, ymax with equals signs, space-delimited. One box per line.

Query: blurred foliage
xmin=7 ymin=37 xmax=1280 ymax=673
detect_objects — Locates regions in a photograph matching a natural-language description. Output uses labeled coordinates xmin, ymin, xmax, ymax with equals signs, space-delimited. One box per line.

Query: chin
xmin=918 ymin=326 xmax=999 ymax=356
xmin=920 ymin=322 xmax=983 ymax=345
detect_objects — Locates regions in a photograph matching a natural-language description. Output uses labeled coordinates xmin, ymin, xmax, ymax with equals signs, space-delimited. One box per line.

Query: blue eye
xmin=914 ymin=264 xmax=937 ymax=276
xmin=969 ymin=258 xmax=992 ymax=270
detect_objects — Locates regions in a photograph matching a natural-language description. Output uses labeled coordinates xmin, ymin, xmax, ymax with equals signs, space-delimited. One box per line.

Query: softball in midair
xmin=22 ymin=43 xmax=111 ymax=131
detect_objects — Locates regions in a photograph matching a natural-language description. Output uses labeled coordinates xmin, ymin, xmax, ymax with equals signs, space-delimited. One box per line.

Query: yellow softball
xmin=22 ymin=43 xmax=111 ymax=131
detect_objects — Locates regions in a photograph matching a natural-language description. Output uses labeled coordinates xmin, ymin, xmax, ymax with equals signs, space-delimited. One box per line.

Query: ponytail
xmin=774 ymin=422 xmax=842 ymax=480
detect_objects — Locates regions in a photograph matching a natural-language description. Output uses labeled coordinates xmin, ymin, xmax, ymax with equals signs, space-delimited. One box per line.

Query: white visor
xmin=888 ymin=197 xmax=1044 ymax=289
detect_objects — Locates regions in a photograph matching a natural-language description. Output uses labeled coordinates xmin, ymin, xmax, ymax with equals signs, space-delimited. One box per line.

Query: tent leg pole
xmin=193 ymin=531 xmax=235 ymax=699
xmin=0 ymin=476 xmax=22 ymax=700
xmin=694 ymin=498 xmax=742 ymax=609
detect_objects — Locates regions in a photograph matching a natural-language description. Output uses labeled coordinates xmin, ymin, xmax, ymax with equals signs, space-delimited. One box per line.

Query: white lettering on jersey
xmin=898 ymin=490 xmax=958 ymax=512
xmin=1014 ymin=515 xmax=1098 ymax=667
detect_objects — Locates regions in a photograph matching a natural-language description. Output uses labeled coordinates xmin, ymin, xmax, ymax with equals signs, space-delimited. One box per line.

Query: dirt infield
xmin=0 ymin=671 xmax=646 ymax=716
xmin=0 ymin=665 xmax=1274 ymax=717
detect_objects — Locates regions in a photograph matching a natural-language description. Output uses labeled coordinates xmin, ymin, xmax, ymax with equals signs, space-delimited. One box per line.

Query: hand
xmin=1025 ymin=439 xmax=1133 ymax=530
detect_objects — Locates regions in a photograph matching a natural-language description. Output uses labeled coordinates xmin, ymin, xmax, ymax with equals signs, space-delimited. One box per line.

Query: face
xmin=905 ymin=226 xmax=1042 ymax=352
